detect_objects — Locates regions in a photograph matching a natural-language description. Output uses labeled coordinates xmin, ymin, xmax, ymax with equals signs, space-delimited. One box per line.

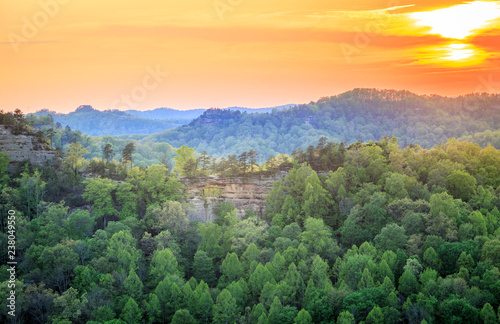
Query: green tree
xmin=423 ymin=247 xmax=441 ymax=270
xmin=65 ymin=209 xmax=95 ymax=240
xmin=398 ymin=269 xmax=419 ymax=297
xmin=268 ymin=296 xmax=283 ymax=324
xmin=0 ymin=151 xmax=10 ymax=191
xmin=337 ymin=311 xmax=355 ymax=324
xmin=144 ymin=293 xmax=161 ymax=324
xmin=294 ymin=309 xmax=313 ymax=324
xmin=197 ymin=291 xmax=214 ymax=324
xmin=219 ymin=252 xmax=244 ymax=288
xmin=172 ymin=309 xmax=197 ymax=324
xmin=149 ymin=248 xmax=181 ymax=286
xmin=53 ymin=287 xmax=88 ymax=323
xmin=120 ymin=297 xmax=142 ymax=324
xmin=445 ymin=170 xmax=477 ymax=201
xmin=65 ymin=142 xmax=89 ymax=175
xmin=480 ymin=303 xmax=496 ymax=324
xmin=122 ymin=142 xmax=135 ymax=170
xmin=374 ymin=224 xmax=408 ymax=252
xmin=82 ymin=177 xmax=118 ymax=227
xmin=103 ymin=143 xmax=114 ymax=164
xmin=300 ymin=218 xmax=339 ymax=260
xmin=481 ymin=239 xmax=500 ymax=267
xmin=106 ymin=231 xmax=141 ymax=274
xmin=124 ymin=269 xmax=143 ymax=303
xmin=213 ymin=289 xmax=238 ymax=324
xmin=366 ymin=306 xmax=384 ymax=324
xmin=174 ymin=145 xmax=197 ymax=176
xmin=193 ymin=250 xmax=216 ymax=287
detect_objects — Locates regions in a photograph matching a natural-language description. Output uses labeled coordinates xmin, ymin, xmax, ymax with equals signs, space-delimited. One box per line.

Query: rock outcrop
xmin=0 ymin=125 xmax=56 ymax=167
xmin=181 ymin=172 xmax=287 ymax=223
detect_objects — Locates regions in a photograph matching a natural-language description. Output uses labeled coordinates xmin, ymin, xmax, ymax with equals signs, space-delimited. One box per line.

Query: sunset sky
xmin=2 ymin=0 xmax=500 ymax=113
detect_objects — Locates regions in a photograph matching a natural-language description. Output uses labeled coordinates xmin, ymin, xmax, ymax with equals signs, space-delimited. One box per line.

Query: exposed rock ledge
xmin=0 ymin=125 xmax=56 ymax=167
xmin=181 ymin=172 xmax=287 ymax=223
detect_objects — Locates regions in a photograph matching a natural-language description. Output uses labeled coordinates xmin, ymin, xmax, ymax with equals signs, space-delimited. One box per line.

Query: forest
xmin=1 ymin=107 xmax=500 ymax=324
xmin=136 ymin=89 xmax=500 ymax=158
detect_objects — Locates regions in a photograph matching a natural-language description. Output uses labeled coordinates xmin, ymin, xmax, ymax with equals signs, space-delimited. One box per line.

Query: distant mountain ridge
xmin=129 ymin=88 xmax=500 ymax=158
xmin=30 ymin=104 xmax=293 ymax=136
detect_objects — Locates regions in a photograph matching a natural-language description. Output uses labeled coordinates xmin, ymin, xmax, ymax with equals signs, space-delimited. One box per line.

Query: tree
xmin=172 ymin=309 xmax=197 ymax=324
xmin=295 ymin=309 xmax=313 ymax=324
xmin=336 ymin=311 xmax=355 ymax=324
xmin=82 ymin=177 xmax=118 ymax=227
xmin=213 ymin=289 xmax=238 ymax=324
xmin=174 ymin=145 xmax=197 ymax=177
xmin=120 ymin=297 xmax=142 ymax=324
xmin=268 ymin=296 xmax=283 ymax=324
xmin=300 ymin=218 xmax=339 ymax=260
xmin=65 ymin=142 xmax=89 ymax=175
xmin=248 ymin=149 xmax=259 ymax=173
xmin=122 ymin=142 xmax=135 ymax=170
xmin=374 ymin=224 xmax=408 ymax=252
xmin=0 ymin=151 xmax=10 ymax=191
xmin=197 ymin=291 xmax=214 ymax=324
xmin=65 ymin=209 xmax=95 ymax=240
xmin=398 ymin=269 xmax=419 ymax=297
xmin=18 ymin=167 xmax=46 ymax=219
xmin=481 ymin=239 xmax=500 ymax=267
xmin=144 ymin=293 xmax=161 ymax=324
xmin=124 ymin=269 xmax=143 ymax=303
xmin=193 ymin=250 xmax=216 ymax=287
xmin=219 ymin=252 xmax=243 ymax=288
xmin=480 ymin=303 xmax=496 ymax=324
xmin=445 ymin=170 xmax=477 ymax=201
xmin=53 ymin=287 xmax=88 ymax=323
xmin=106 ymin=231 xmax=141 ymax=274
xmin=365 ymin=306 xmax=384 ymax=324
xmin=149 ymin=248 xmax=181 ymax=286
xmin=103 ymin=143 xmax=114 ymax=164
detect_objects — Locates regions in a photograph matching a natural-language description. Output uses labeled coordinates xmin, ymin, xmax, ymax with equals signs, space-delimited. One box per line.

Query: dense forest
xmin=129 ymin=89 xmax=500 ymax=158
xmin=1 ymin=108 xmax=500 ymax=323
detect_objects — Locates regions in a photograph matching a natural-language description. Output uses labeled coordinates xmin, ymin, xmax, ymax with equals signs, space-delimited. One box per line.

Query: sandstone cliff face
xmin=181 ymin=172 xmax=287 ymax=223
xmin=0 ymin=125 xmax=56 ymax=167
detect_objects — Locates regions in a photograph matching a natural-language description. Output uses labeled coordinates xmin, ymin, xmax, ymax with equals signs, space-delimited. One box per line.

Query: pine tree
xmin=213 ymin=289 xmax=238 ymax=324
xmin=193 ymin=250 xmax=217 ymax=287
xmin=121 ymin=297 xmax=142 ymax=324
xmin=366 ymin=306 xmax=384 ymax=324
xmin=294 ymin=309 xmax=313 ymax=324
xmin=171 ymin=309 xmax=197 ymax=324
xmin=123 ymin=269 xmax=143 ymax=303
xmin=268 ymin=296 xmax=283 ymax=324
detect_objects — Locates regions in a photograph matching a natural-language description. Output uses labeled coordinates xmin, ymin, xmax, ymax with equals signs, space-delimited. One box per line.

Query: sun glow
xmin=445 ymin=44 xmax=475 ymax=60
xmin=415 ymin=42 xmax=488 ymax=66
xmin=411 ymin=1 xmax=500 ymax=39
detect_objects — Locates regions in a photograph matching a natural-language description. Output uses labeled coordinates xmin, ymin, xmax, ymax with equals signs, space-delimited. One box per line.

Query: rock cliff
xmin=0 ymin=125 xmax=56 ymax=167
xmin=181 ymin=172 xmax=287 ymax=223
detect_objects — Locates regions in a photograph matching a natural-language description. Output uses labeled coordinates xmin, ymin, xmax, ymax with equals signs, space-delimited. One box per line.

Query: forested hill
xmin=137 ymin=89 xmax=500 ymax=158
xmin=30 ymin=105 xmax=293 ymax=137
xmin=125 ymin=105 xmax=293 ymax=120
xmin=31 ymin=106 xmax=191 ymax=136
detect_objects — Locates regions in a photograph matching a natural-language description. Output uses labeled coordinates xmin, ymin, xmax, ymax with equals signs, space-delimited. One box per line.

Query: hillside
xmin=31 ymin=106 xmax=190 ymax=136
xmin=125 ymin=105 xmax=293 ymax=120
xmin=133 ymin=89 xmax=500 ymax=158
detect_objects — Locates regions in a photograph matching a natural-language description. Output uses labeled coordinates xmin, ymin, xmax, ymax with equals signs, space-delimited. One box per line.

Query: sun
xmin=445 ymin=44 xmax=475 ymax=61
xmin=411 ymin=1 xmax=500 ymax=39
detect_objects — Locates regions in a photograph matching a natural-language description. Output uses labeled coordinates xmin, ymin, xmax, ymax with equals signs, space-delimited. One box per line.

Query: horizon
xmin=10 ymin=87 xmax=499 ymax=116
xmin=2 ymin=1 xmax=500 ymax=114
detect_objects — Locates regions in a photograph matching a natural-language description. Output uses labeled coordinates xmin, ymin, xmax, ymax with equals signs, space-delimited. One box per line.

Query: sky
xmin=1 ymin=0 xmax=500 ymax=113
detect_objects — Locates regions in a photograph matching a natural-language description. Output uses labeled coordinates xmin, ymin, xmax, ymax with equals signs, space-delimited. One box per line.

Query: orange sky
xmin=1 ymin=0 xmax=500 ymax=113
